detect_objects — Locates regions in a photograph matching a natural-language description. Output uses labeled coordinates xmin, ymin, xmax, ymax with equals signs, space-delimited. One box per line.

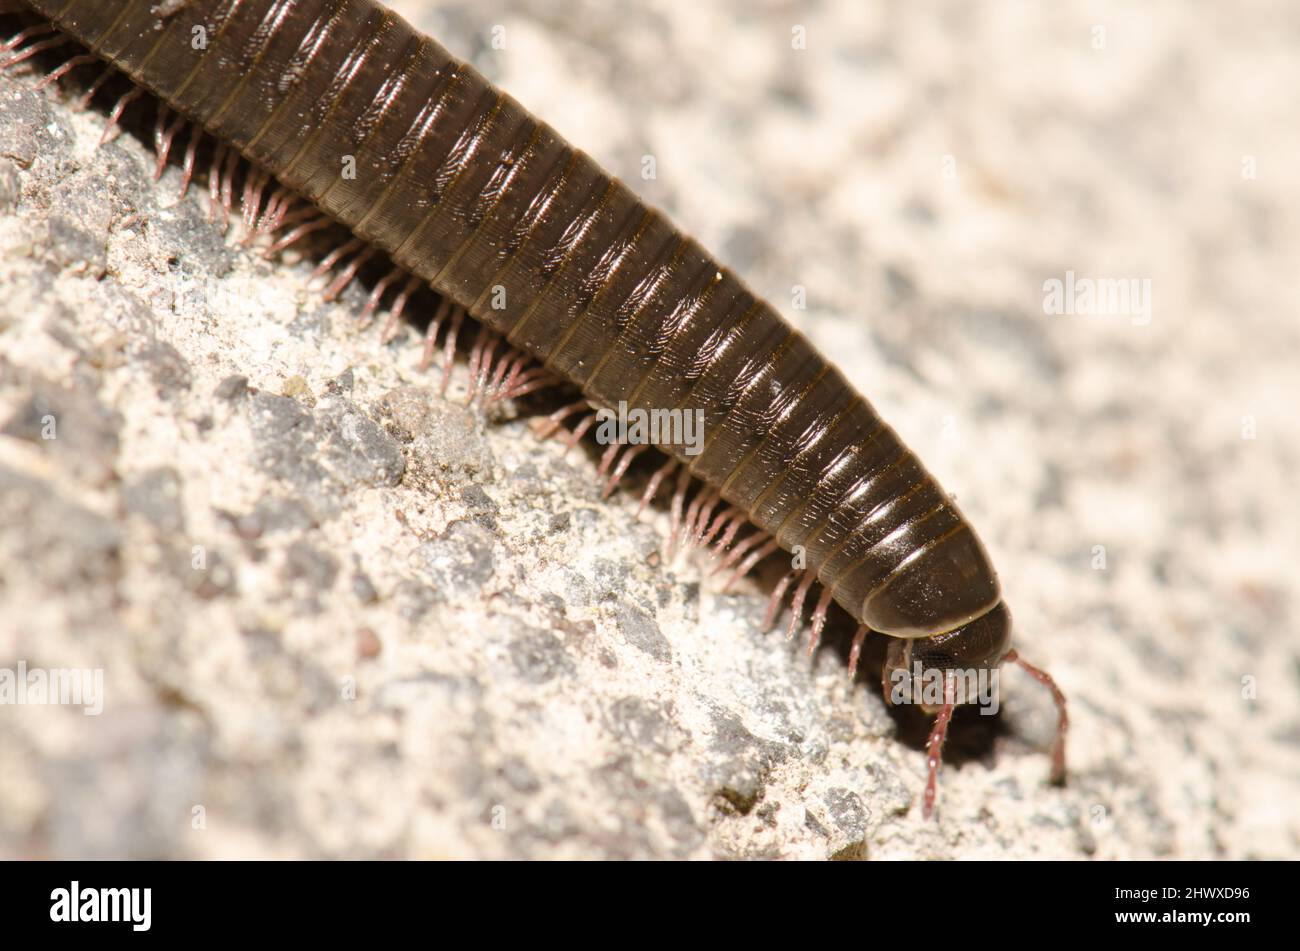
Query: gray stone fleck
xmin=46 ymin=214 xmax=108 ymax=276
xmin=248 ymin=393 xmax=318 ymax=473
xmin=459 ymin=483 xmax=498 ymax=528
xmin=825 ymin=787 xmax=869 ymax=838
xmin=615 ymin=603 xmax=670 ymax=662
xmin=701 ymin=707 xmax=790 ymax=816
xmin=185 ymin=548 xmax=236 ymax=600
xmin=658 ymin=787 xmax=702 ymax=850
xmin=534 ymin=798 xmax=582 ymax=845
xmin=418 ymin=520 xmax=495 ymax=593
xmin=316 ymin=395 xmax=405 ymax=487
xmin=0 ymin=463 xmax=121 ymax=589
xmin=282 ymin=540 xmax=339 ymax=591
xmin=593 ymin=558 xmax=629 ymax=602
xmin=804 ymin=809 xmax=830 ymax=838
xmin=214 ymin=375 xmax=249 ymax=401
xmin=124 ymin=467 xmax=185 ymax=536
xmin=351 ymin=571 xmax=378 ymax=605
xmin=1 ymin=377 xmax=121 ymax=486
xmin=0 ymin=79 xmax=64 ymax=169
xmin=381 ymin=385 xmax=494 ymax=480
xmin=605 ymin=696 xmax=674 ymax=753
xmin=251 ymin=496 xmax=315 ymax=534
xmin=499 ymin=757 xmax=541 ymax=795
xmin=392 ymin=578 xmax=440 ymax=620
xmin=38 ymin=158 xmax=136 ymax=278
xmin=137 ymin=340 xmax=192 ymax=395
xmin=0 ymin=159 xmax=21 ymax=213
xmin=508 ymin=623 xmax=573 ymax=684
xmin=331 ymin=368 xmax=354 ymax=393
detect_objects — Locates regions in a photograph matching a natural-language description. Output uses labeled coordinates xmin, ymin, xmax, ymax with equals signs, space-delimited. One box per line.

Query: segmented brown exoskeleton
xmin=7 ymin=0 xmax=1068 ymax=818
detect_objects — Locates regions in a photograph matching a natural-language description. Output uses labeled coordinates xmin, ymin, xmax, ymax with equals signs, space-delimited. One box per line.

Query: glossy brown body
xmin=20 ymin=0 xmax=1005 ymax=642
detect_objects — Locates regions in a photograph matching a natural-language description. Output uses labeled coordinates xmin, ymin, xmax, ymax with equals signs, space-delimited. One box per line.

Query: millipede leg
xmin=489 ymin=352 xmax=534 ymax=404
xmin=265 ymin=216 xmax=332 ymax=258
xmin=712 ymin=529 xmax=765 ymax=576
xmin=636 ymin=458 xmax=678 ymax=516
xmin=762 ymin=570 xmax=797 ymax=631
xmin=806 ymin=586 xmax=834 ymax=656
xmin=2 ymin=23 xmax=56 ymax=55
xmin=784 ymin=570 xmax=816 ymax=640
xmin=153 ymin=103 xmax=170 ymax=158
xmin=310 ymin=236 xmax=362 ymax=284
xmin=848 ymin=624 xmax=868 ymax=681
xmin=710 ymin=510 xmax=749 ymax=558
xmin=268 ymin=201 xmax=319 ymax=232
xmin=379 ymin=275 xmax=421 ymax=343
xmin=601 ymin=444 xmax=645 ymax=498
xmin=179 ymin=127 xmax=200 ymax=197
xmin=217 ymin=146 xmax=238 ymax=229
xmin=361 ymin=269 xmax=402 ymax=329
xmin=700 ymin=505 xmax=740 ymax=548
xmin=259 ymin=186 xmax=295 ymax=233
xmin=34 ymin=51 xmax=95 ymax=89
xmin=562 ymin=412 xmax=597 ymax=455
xmin=484 ymin=346 xmax=519 ymax=401
xmin=680 ymin=486 xmax=711 ymax=552
xmin=685 ymin=494 xmax=708 ymax=543
xmin=666 ymin=465 xmax=691 ymax=553
xmin=688 ymin=488 xmax=722 ymax=545
xmin=418 ymin=298 xmax=452 ymax=370
xmin=721 ymin=538 xmax=778 ymax=592
xmin=309 ymin=236 xmax=374 ymax=294
xmin=154 ymin=107 xmax=188 ymax=180
xmin=324 ymin=246 xmax=374 ymax=301
xmin=240 ymin=168 xmax=270 ymax=239
xmin=1003 ymin=649 xmax=1069 ymax=785
xmin=1 ymin=33 xmax=67 ymax=70
xmin=707 ymin=509 xmax=748 ymax=553
xmin=923 ymin=677 xmax=957 ymax=820
xmin=207 ymin=142 xmax=225 ymax=222
xmin=99 ymin=85 xmax=143 ymax=145
xmin=497 ymin=367 xmax=559 ymax=403
xmin=490 ymin=352 xmax=529 ymax=404
xmin=440 ymin=306 xmax=464 ymax=396
xmin=75 ymin=65 xmax=112 ymax=108
xmin=469 ymin=333 xmax=500 ymax=404
xmin=464 ymin=325 xmax=487 ymax=400
xmin=595 ymin=442 xmax=622 ymax=480
xmin=536 ymin=400 xmax=588 ymax=441
xmin=247 ymin=172 xmax=274 ymax=233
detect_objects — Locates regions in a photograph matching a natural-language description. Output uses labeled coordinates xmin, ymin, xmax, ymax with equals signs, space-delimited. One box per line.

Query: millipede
xmin=2 ymin=0 xmax=1069 ymax=819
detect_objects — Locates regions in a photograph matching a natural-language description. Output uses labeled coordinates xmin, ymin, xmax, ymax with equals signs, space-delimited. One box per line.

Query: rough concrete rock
xmin=1 ymin=1 xmax=1298 ymax=859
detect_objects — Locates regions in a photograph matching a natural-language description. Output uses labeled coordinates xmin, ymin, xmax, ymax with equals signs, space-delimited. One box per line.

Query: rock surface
xmin=1 ymin=0 xmax=1297 ymax=859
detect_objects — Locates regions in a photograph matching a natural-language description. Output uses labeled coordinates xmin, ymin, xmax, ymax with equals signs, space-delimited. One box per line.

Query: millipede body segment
xmin=11 ymin=0 xmax=1068 ymax=817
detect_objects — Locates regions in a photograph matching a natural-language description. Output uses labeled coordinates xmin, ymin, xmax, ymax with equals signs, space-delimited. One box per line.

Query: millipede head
xmin=881 ymin=603 xmax=1014 ymax=713
xmin=879 ymin=603 xmax=1068 ymax=819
